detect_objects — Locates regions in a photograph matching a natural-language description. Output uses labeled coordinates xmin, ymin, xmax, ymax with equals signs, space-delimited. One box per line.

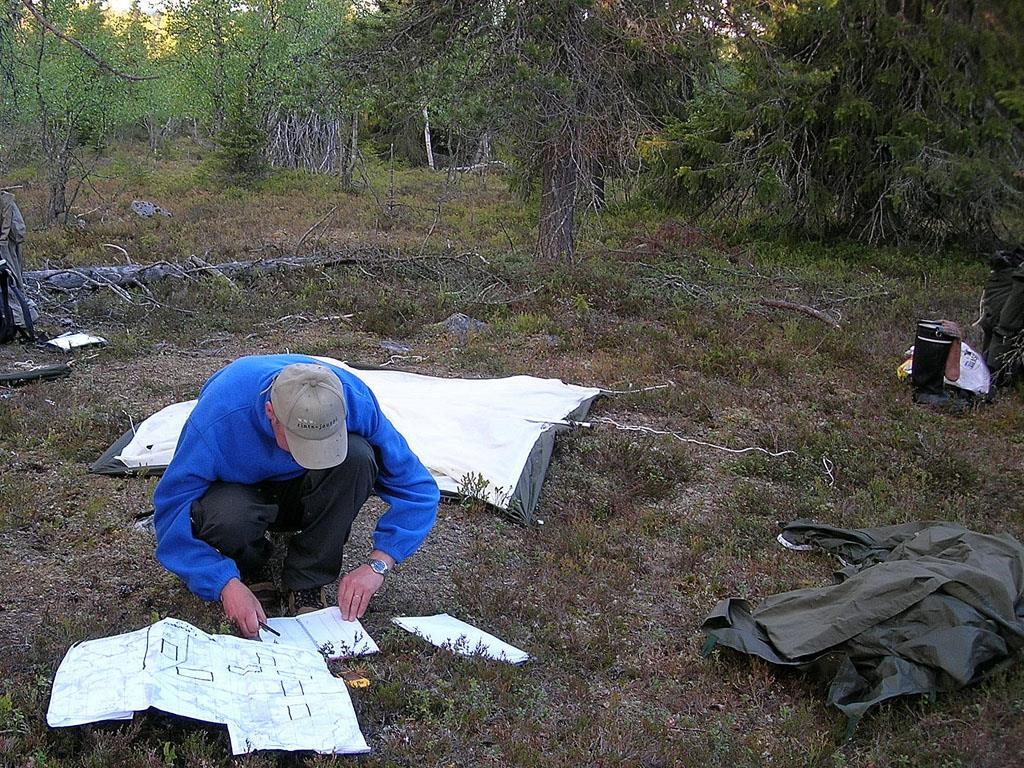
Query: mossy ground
xmin=0 ymin=141 xmax=1022 ymax=767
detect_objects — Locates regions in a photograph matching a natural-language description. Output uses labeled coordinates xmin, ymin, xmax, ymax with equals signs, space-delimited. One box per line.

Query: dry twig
xmin=294 ymin=205 xmax=340 ymax=252
xmin=756 ymin=298 xmax=841 ymax=329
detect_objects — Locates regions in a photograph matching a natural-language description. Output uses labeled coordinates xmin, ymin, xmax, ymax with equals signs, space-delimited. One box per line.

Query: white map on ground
xmin=47 ymin=618 xmax=369 ymax=755
xmin=260 ymin=607 xmax=379 ymax=659
xmin=392 ymin=614 xmax=530 ymax=665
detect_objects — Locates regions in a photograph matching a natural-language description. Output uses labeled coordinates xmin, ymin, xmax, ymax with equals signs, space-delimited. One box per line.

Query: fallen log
xmin=23 ymin=252 xmax=362 ymax=293
xmin=451 ymin=160 xmax=508 ymax=173
xmin=22 ymin=248 xmax=491 ymax=297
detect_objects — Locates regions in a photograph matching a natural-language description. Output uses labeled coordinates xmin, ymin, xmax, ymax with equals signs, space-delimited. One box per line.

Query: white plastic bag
xmin=899 ymin=341 xmax=991 ymax=395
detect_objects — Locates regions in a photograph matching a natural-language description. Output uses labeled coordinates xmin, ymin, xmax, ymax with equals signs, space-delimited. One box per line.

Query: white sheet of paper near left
xmin=46 ymin=618 xmax=370 ymax=755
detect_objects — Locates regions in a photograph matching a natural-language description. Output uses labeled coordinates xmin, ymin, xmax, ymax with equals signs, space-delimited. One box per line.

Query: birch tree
xmin=7 ymin=0 xmax=141 ymax=222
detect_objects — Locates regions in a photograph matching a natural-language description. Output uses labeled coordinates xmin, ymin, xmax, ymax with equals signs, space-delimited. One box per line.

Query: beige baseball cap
xmin=270 ymin=363 xmax=348 ymax=469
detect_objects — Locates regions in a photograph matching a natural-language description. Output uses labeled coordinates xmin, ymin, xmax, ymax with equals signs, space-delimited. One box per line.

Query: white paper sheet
xmin=259 ymin=607 xmax=379 ymax=659
xmin=45 ymin=332 xmax=108 ymax=351
xmin=392 ymin=614 xmax=529 ymax=665
xmin=47 ymin=618 xmax=369 ymax=755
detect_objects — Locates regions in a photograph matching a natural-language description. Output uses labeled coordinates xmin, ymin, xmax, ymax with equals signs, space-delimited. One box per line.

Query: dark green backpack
xmin=980 ymin=247 xmax=1024 ymax=385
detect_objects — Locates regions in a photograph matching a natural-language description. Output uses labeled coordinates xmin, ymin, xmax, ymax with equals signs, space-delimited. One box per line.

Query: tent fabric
xmin=702 ymin=520 xmax=1024 ymax=732
xmin=509 ymin=395 xmax=594 ymax=521
xmin=91 ymin=358 xmax=600 ymax=524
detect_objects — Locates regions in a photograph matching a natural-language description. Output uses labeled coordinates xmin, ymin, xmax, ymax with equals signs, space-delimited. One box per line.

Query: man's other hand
xmin=337 ymin=565 xmax=384 ymax=621
xmin=221 ymin=578 xmax=266 ymax=638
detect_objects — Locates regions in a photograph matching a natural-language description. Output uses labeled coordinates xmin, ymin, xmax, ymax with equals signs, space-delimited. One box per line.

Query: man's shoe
xmin=287 ymin=586 xmax=329 ymax=616
xmin=241 ymin=564 xmax=279 ymax=614
xmin=247 ymin=581 xmax=280 ymax=615
xmin=912 ymin=390 xmax=951 ymax=406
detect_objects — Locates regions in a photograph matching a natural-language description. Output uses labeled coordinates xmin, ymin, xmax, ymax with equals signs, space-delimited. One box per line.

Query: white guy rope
xmin=599 ymin=382 xmax=676 ymax=395
xmin=821 ymin=455 xmax=836 ymax=487
xmin=592 ymin=416 xmax=797 ymax=458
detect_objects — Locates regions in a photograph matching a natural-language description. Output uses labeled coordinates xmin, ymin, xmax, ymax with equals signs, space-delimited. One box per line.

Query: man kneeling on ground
xmin=152 ymin=354 xmax=440 ymax=637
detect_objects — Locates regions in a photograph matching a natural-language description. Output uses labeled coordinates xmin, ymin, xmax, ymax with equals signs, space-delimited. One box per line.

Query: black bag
xmin=979 ymin=249 xmax=1023 ymax=347
xmin=977 ymin=247 xmax=1024 ymax=386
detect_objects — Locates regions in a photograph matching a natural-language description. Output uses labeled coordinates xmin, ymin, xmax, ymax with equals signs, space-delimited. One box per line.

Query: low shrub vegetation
xmin=0 ymin=152 xmax=1021 ymax=768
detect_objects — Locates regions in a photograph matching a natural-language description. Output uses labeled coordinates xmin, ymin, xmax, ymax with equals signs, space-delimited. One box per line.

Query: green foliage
xmin=0 ymin=0 xmax=179 ymax=219
xmin=163 ymin=0 xmax=278 ymax=129
xmin=659 ymin=0 xmax=1024 ymax=246
xmin=212 ymin=87 xmax=267 ymax=177
xmin=0 ymin=692 xmax=30 ymax=736
xmin=4 ymin=0 xmax=1021 ymax=251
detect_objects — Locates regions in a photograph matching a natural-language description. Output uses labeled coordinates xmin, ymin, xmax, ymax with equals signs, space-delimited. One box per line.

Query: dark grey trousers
xmin=190 ymin=434 xmax=378 ymax=591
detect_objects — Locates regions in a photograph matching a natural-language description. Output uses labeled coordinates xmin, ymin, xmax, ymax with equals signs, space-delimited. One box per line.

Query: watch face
xmin=369 ymin=559 xmax=388 ymax=575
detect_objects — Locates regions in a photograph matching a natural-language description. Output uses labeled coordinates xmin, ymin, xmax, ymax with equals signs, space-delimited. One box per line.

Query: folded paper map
xmin=47 ymin=618 xmax=369 ymax=755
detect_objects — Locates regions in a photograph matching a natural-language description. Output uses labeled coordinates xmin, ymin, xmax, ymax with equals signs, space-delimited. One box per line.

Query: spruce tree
xmin=665 ymin=0 xmax=1024 ymax=245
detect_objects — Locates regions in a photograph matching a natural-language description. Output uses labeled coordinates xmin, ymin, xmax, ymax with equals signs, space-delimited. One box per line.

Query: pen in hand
xmin=259 ymin=621 xmax=280 ymax=637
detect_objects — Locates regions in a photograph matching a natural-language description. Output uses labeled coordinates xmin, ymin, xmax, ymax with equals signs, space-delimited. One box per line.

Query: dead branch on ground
xmin=756 ymin=299 xmax=841 ymax=329
xmin=22 ymin=248 xmax=493 ymax=305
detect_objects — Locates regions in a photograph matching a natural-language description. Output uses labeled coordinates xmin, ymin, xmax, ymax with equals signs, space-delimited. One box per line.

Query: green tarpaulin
xmin=702 ymin=520 xmax=1024 ymax=732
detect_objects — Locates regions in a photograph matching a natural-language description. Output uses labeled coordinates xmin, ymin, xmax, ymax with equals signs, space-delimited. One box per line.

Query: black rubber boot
xmin=911 ymin=321 xmax=952 ymax=405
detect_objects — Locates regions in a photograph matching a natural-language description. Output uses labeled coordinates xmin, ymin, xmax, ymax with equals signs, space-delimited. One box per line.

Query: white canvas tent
xmin=93 ymin=358 xmax=601 ymax=523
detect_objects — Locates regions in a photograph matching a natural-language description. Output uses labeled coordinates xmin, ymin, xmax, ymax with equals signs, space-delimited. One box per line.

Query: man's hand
xmin=221 ymin=578 xmax=266 ymax=638
xmin=337 ymin=565 xmax=385 ymax=621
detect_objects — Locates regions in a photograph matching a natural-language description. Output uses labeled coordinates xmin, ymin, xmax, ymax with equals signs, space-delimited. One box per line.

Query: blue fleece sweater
xmin=153 ymin=354 xmax=439 ymax=601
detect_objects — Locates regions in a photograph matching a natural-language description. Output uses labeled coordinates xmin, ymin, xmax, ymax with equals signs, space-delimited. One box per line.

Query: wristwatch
xmin=367 ymin=558 xmax=391 ymax=577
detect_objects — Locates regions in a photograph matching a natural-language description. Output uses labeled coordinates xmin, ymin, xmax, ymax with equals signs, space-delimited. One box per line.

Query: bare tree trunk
xmin=189 ymin=118 xmax=215 ymax=149
xmin=34 ymin=26 xmax=71 ymax=227
xmin=386 ymin=143 xmax=396 ymax=215
xmin=423 ymin=106 xmax=435 ymax=170
xmin=47 ymin=171 xmax=67 ymax=224
xmin=342 ymin=112 xmax=357 ymax=190
xmin=266 ymin=110 xmax=345 ymax=173
xmin=145 ymin=114 xmax=158 ymax=152
xmin=210 ymin=12 xmax=228 ymax=131
xmin=335 ymin=122 xmax=348 ymax=179
xmin=472 ymin=131 xmax=492 ymax=165
xmin=42 ymin=130 xmax=73 ymax=225
xmin=446 ymin=129 xmax=460 ymax=184
xmin=537 ymin=137 xmax=577 ymax=260
xmin=591 ymin=156 xmax=606 ymax=210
